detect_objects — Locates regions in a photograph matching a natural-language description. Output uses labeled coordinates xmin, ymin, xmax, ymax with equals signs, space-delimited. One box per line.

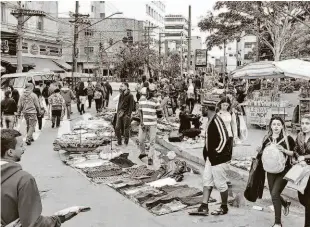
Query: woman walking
xmin=193 ymin=96 xmax=238 ymax=216
xmin=295 ymin=114 xmax=310 ymax=227
xmin=94 ymin=85 xmax=103 ymax=113
xmin=261 ymin=116 xmax=295 ymax=227
xmin=77 ymin=82 xmax=87 ymax=115
xmin=33 ymin=88 xmax=45 ymax=130
xmin=186 ymin=78 xmax=196 ymax=114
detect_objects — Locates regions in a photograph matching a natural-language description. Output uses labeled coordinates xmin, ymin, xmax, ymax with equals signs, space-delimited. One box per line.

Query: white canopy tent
xmin=273 ymin=59 xmax=310 ymax=80
xmin=231 ymin=61 xmax=285 ymax=79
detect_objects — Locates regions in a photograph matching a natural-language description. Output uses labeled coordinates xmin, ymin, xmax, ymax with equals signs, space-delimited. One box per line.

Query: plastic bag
xmin=238 ymin=115 xmax=248 ymax=141
xmin=262 ymin=143 xmax=287 ymax=173
xmin=284 ymin=163 xmax=305 ymax=183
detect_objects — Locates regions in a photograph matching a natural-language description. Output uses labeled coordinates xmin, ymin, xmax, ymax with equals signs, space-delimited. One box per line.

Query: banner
xmin=195 ymin=49 xmax=207 ymax=66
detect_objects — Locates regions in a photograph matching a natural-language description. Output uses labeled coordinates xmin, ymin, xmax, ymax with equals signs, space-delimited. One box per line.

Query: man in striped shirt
xmin=138 ymin=86 xmax=161 ymax=165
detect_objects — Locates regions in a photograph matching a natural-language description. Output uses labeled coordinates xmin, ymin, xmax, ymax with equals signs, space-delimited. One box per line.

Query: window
xmin=85 ymin=29 xmax=94 ymax=37
xmin=146 ymin=4 xmax=148 ymax=14
xmin=1 ymin=3 xmax=6 ymax=22
xmin=48 ymin=46 xmax=60 ymax=56
xmin=22 ymin=42 xmax=28 ymax=53
xmin=91 ymin=6 xmax=94 ymax=12
xmin=126 ymin=29 xmax=133 ymax=37
xmin=100 ymin=13 xmax=105 ymax=18
xmin=228 ymin=47 xmax=232 ymax=50
xmin=244 ymin=53 xmax=252 ymax=60
xmin=244 ymin=42 xmax=255 ymax=48
xmin=100 ymin=1 xmax=105 ymax=3
xmin=39 ymin=45 xmax=46 ymax=54
xmin=228 ymin=54 xmax=233 ymax=57
xmin=84 ymin=47 xmax=94 ymax=54
xmin=37 ymin=16 xmax=43 ymax=31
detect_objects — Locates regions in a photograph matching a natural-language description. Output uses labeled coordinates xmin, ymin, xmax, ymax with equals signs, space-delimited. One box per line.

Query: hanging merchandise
xmin=238 ymin=115 xmax=248 ymax=141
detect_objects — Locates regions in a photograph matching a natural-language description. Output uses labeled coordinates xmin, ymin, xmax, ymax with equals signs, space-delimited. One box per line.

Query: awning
xmin=83 ymin=63 xmax=98 ymax=69
xmin=52 ymin=59 xmax=72 ymax=71
xmin=1 ymin=56 xmax=35 ymax=67
xmin=24 ymin=57 xmax=65 ymax=73
xmin=273 ymin=59 xmax=310 ymax=80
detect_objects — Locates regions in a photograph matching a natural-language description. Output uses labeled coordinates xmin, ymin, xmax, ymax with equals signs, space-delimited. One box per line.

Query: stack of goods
xmin=157 ymin=119 xmax=179 ymax=133
xmin=73 ymin=120 xmax=113 ymax=133
xmin=96 ymin=108 xmax=116 ymax=122
xmin=53 ymin=131 xmax=111 ymax=152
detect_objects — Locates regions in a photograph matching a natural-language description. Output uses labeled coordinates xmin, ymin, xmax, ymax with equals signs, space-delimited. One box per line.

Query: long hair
xmin=264 ymin=116 xmax=290 ymax=151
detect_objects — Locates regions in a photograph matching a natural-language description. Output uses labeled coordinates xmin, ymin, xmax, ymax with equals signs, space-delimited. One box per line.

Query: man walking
xmin=115 ymin=82 xmax=134 ymax=146
xmin=17 ymin=83 xmax=41 ymax=145
xmin=48 ymin=89 xmax=65 ymax=128
xmin=103 ymin=79 xmax=113 ymax=107
xmin=60 ymin=83 xmax=75 ymax=120
xmin=138 ymin=86 xmax=161 ymax=165
xmin=1 ymin=91 xmax=17 ymax=129
xmin=1 ymin=129 xmax=63 ymax=226
xmin=87 ymin=81 xmax=94 ymax=109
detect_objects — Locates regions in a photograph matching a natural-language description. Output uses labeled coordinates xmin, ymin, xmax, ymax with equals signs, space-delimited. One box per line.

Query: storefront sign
xmin=195 ymin=49 xmax=207 ymax=66
xmin=247 ymin=106 xmax=271 ymax=126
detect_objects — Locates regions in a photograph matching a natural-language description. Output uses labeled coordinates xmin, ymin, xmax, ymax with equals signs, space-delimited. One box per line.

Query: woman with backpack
xmin=193 ymin=96 xmax=238 ymax=217
xmin=260 ymin=116 xmax=295 ymax=227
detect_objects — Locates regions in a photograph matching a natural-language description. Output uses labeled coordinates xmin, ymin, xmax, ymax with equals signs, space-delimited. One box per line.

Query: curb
xmin=156 ymin=136 xmax=299 ymax=202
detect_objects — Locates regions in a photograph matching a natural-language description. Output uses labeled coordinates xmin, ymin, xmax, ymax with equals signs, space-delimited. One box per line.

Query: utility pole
xmin=187 ymin=5 xmax=191 ymax=74
xmin=256 ymin=1 xmax=262 ymax=62
xmin=12 ymin=2 xmax=46 ymax=73
xmin=71 ymin=1 xmax=79 ymax=88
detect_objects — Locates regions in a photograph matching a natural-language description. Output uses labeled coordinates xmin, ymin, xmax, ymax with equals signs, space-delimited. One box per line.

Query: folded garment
xmin=109 ymin=179 xmax=143 ymax=190
xmin=91 ymin=174 xmax=129 ymax=184
xmin=82 ymin=163 xmax=121 ymax=174
xmin=110 ymin=153 xmax=136 ymax=168
xmin=179 ymin=196 xmax=217 ymax=206
xmin=86 ymin=169 xmax=123 ymax=178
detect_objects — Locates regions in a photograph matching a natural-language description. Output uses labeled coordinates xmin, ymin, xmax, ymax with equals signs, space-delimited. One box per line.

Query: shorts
xmin=203 ymin=159 xmax=229 ymax=192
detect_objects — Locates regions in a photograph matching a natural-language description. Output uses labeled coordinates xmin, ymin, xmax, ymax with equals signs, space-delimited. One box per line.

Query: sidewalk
xmin=156 ymin=134 xmax=299 ymax=202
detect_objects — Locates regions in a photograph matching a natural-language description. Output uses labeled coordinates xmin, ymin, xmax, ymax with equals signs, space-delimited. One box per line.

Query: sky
xmin=58 ymin=0 xmax=223 ymax=57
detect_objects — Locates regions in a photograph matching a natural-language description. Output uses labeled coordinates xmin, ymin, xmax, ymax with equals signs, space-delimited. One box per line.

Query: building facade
xmin=90 ymin=1 xmax=106 ymax=19
xmin=164 ymin=14 xmax=189 ymax=54
xmin=0 ymin=1 xmax=70 ymax=74
xmin=104 ymin=1 xmax=166 ymax=52
xmin=59 ymin=17 xmax=144 ymax=75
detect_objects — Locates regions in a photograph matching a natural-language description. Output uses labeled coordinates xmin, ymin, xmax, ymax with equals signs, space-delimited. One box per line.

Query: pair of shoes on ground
xmin=189 ymin=204 xmax=228 ymax=216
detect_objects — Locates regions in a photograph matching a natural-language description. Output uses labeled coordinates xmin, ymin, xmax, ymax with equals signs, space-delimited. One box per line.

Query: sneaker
xmin=26 ymin=140 xmax=31 ymax=146
xmin=148 ymin=158 xmax=153 ymax=165
xmin=52 ymin=124 xmax=55 ymax=128
xmin=31 ymin=138 xmax=34 ymax=142
xmin=197 ymin=204 xmax=209 ymax=215
xmin=138 ymin=154 xmax=147 ymax=160
xmin=283 ymin=200 xmax=291 ymax=216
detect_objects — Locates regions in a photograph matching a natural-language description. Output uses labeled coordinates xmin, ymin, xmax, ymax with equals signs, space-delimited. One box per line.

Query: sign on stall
xmin=247 ymin=106 xmax=272 ymax=126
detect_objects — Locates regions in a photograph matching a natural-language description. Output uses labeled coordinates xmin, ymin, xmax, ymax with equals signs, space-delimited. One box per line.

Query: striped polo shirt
xmin=139 ymin=96 xmax=160 ymax=126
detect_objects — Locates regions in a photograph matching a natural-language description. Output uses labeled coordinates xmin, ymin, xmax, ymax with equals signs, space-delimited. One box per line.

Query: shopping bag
xmin=284 ymin=164 xmax=305 ymax=183
xmin=239 ymin=115 xmax=248 ymax=141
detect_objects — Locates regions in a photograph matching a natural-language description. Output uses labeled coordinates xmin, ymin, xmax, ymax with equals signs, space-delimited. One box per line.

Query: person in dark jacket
xmin=115 ymin=82 xmax=134 ymax=146
xmin=1 ymin=91 xmax=17 ymax=129
xmin=76 ymin=82 xmax=87 ymax=115
xmin=195 ymin=97 xmax=239 ymax=216
xmin=33 ymin=88 xmax=45 ymax=130
xmin=42 ymin=82 xmax=50 ymax=106
xmin=8 ymin=85 xmax=20 ymax=106
xmin=103 ymin=79 xmax=113 ymax=107
xmin=1 ymin=129 xmax=62 ymax=226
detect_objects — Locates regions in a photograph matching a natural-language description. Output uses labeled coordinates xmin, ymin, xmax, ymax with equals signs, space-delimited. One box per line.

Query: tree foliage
xmin=199 ymin=1 xmax=310 ymax=61
xmin=162 ymin=53 xmax=181 ymax=78
xmin=114 ymin=42 xmax=159 ymax=80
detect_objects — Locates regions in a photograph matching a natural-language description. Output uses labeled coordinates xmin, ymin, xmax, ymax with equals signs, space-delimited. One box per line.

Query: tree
xmin=162 ymin=53 xmax=181 ymax=78
xmin=114 ymin=42 xmax=159 ymax=80
xmin=199 ymin=1 xmax=310 ymax=61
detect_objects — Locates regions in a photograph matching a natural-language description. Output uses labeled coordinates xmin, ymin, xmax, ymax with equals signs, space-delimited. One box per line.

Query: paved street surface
xmin=17 ymin=95 xmax=305 ymax=227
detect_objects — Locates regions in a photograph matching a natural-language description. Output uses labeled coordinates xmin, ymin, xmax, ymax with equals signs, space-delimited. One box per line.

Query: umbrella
xmin=231 ymin=61 xmax=285 ymax=79
xmin=273 ymin=59 xmax=310 ymax=80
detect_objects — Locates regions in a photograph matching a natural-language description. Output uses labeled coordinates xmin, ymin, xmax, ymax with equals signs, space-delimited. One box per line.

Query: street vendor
xmin=179 ymin=105 xmax=201 ymax=138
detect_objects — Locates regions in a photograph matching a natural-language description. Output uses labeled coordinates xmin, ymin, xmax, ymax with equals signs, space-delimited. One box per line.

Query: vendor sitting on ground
xmin=179 ymin=105 xmax=201 ymax=138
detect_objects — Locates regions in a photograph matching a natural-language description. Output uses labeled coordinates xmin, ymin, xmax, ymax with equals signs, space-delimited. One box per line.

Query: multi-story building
xmin=90 ymin=1 xmax=105 ymax=19
xmin=0 ymin=1 xmax=70 ymax=74
xmin=104 ymin=1 xmax=166 ymax=51
xmin=164 ymin=14 xmax=188 ymax=54
xmin=237 ymin=35 xmax=257 ymax=66
xmin=59 ymin=17 xmax=144 ymax=76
